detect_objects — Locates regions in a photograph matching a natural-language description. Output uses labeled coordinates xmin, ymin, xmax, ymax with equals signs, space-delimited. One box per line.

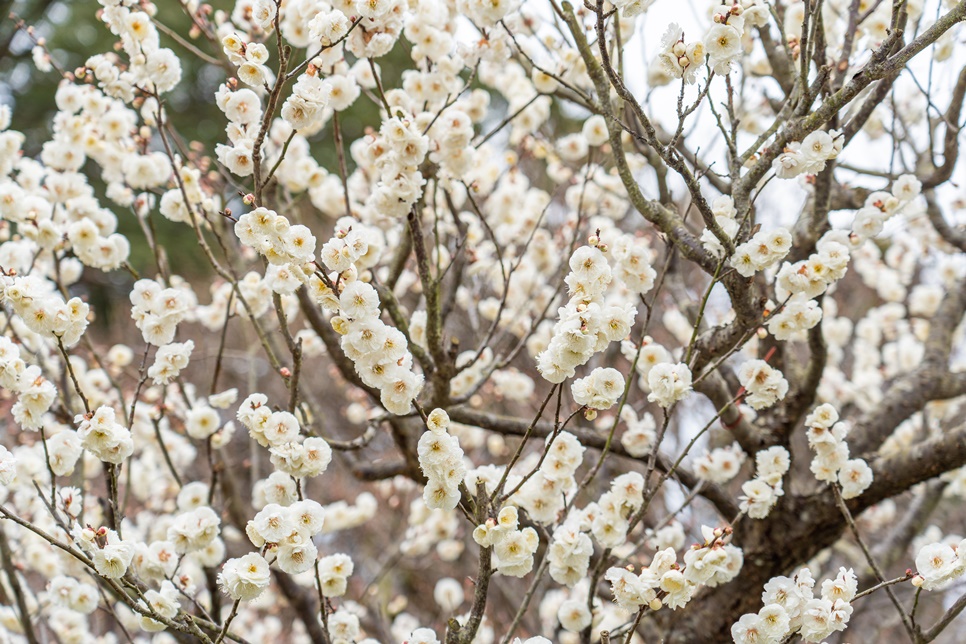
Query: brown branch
xmin=921 ymin=64 xmax=966 ymax=189
xmin=921 ymin=590 xmax=966 ymax=642
xmin=850 ymin=279 xmax=966 ymax=456
xmin=861 ymin=419 xmax=966 ymax=508
xmin=742 ymin=1 xmax=965 ymax=195
xmin=692 ymin=371 xmax=764 ymax=454
xmin=834 ymin=486 xmax=917 ymax=640
xmin=856 ymin=480 xmax=947 ymax=594
xmin=558 ymin=2 xmax=718 ymax=275
xmin=448 ymin=407 xmax=740 ymax=518
xmin=0 ymin=527 xmax=39 ymax=644
xmin=273 ymin=570 xmax=330 ymax=644
xmin=924 ymin=192 xmax=966 ymax=252
xmin=296 ymin=286 xmax=381 ymax=402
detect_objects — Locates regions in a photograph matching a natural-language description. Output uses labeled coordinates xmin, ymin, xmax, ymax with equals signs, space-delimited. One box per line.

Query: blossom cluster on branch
xmin=0 ymin=0 xmax=965 ymax=642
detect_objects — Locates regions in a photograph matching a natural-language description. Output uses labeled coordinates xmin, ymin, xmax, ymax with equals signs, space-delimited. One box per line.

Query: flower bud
xmin=330 ymin=316 xmax=348 ymax=335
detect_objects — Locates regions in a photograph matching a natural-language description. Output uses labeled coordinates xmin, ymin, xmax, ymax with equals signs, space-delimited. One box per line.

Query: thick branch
xmin=862 ymin=420 xmax=966 ymax=508
xmin=850 ymin=280 xmax=966 ymax=455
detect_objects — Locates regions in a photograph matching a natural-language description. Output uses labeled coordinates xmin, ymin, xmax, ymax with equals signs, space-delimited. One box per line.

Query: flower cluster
xmin=93 ymin=4 xmax=182 ymax=97
xmin=318 ymin=553 xmax=356 ymax=598
xmin=805 ymin=404 xmax=873 ymax=498
xmin=656 ymin=24 xmax=706 ymax=84
xmin=611 ymin=234 xmax=658 ymax=295
xmin=700 ymin=195 xmax=741 ymax=258
xmin=333 ymin=279 xmax=424 ymax=415
xmin=129 ymin=533 xmax=178 ymax=584
xmin=129 ymin=279 xmax=193 ymax=346
xmin=851 ymin=175 xmax=923 ymax=242
xmin=765 ymin=231 xmax=853 ymax=341
xmin=737 ymin=360 xmax=789 ymax=410
xmin=537 ymin=243 xmax=637 ymax=383
xmin=913 ymin=540 xmax=966 ymax=591
xmin=620 ymin=335 xmax=668 ymax=388
xmin=147 ymin=340 xmax=194 ymax=385
xmin=167 ymin=504 xmax=222 ymax=555
xmin=606 ymin=547 xmax=686 ymax=612
xmin=236 ymin=393 xmax=334 ymax=479
xmin=225 ymin=31 xmax=273 ymax=85
xmin=238 ymin=394 xmax=299 ymax=446
xmin=547 ymin=519 xmax=594 ymax=587
xmin=647 ymin=362 xmax=693 ymax=408
xmin=427 ymin=109 xmax=477 ymax=177
xmin=213 ymin=85 xmax=263 ymax=176
xmin=400 ymin=498 xmax=462 ymax=560
xmin=694 ymin=442 xmax=746 ymax=484
xmin=739 ymin=446 xmax=790 ymax=519
xmin=137 ymin=580 xmax=181 ymax=633
xmin=321 ymin=492 xmax=378 ymax=534
xmin=235 ymin=206 xmax=317 ymax=284
xmin=510 ymin=431 xmax=584 ymax=524
xmin=772 ymin=131 xmax=842 ymax=179
xmin=730 ymin=228 xmax=792 ymax=278
xmin=619 ymin=406 xmax=657 ymax=457
xmin=270 ymin=435 xmax=334 ymax=479
xmin=704 ymin=1 xmax=767 ymax=74
xmin=767 ymin=293 xmax=825 ymax=341
xmin=74 ymin=526 xmax=135 ymax=580
xmin=363 ymin=115 xmax=429 ymax=219
xmin=285 ymin=69 xmax=342 ymax=133
xmin=418 ymin=409 xmax=466 ymax=510
xmin=67 ymin=215 xmax=131 ymax=271
xmin=680 ymin=526 xmax=744 ymax=589
xmin=0 ymin=336 xmax=57 ymax=431
xmin=3 ymin=275 xmax=90 ymax=347
xmin=474 ymin=506 xmax=540 ymax=577
xmin=46 ymin=576 xmax=99 ymax=615
xmin=219 ymin=552 xmax=272 ymax=601
xmin=571 ymin=366 xmax=626 ymax=411
xmin=733 ymin=567 xmax=857 ymax=643
xmin=245 ymin=500 xmax=326 ymax=575
xmin=319 ymin=217 xmax=384 ymax=274
xmin=606 ymin=525 xmax=742 ymax=614
xmin=76 ymin=406 xmax=133 ymax=465
xmin=589 ymin=472 xmax=645 ymax=549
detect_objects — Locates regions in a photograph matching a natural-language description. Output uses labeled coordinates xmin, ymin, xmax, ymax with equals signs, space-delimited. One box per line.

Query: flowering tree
xmin=1 ymin=0 xmax=966 ymax=642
